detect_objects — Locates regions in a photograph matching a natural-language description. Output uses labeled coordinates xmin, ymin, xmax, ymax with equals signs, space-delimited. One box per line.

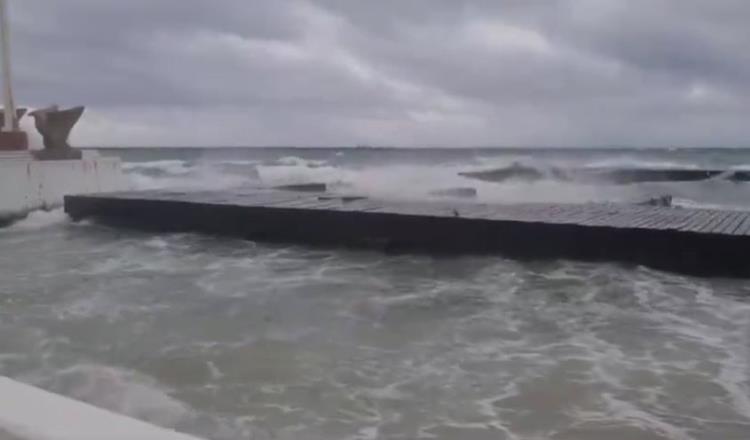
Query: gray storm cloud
xmin=8 ymin=0 xmax=750 ymax=147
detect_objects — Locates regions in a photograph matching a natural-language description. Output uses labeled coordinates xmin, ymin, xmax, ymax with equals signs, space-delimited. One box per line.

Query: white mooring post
xmin=0 ymin=0 xmax=16 ymax=132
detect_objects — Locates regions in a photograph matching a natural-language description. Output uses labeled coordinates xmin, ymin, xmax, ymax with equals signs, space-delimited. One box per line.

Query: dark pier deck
xmin=65 ymin=190 xmax=750 ymax=277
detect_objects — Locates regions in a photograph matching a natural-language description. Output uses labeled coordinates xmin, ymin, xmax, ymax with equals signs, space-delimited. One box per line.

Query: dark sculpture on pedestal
xmin=29 ymin=105 xmax=85 ymax=160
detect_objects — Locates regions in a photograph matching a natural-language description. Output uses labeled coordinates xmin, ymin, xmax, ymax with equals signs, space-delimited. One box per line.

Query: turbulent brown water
xmin=2 ymin=148 xmax=750 ymax=439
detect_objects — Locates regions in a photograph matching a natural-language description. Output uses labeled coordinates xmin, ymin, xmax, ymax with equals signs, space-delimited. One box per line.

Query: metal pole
xmin=0 ymin=0 xmax=16 ymax=132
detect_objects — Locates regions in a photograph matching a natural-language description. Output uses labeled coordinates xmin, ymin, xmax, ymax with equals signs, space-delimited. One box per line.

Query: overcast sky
xmin=8 ymin=0 xmax=750 ymax=147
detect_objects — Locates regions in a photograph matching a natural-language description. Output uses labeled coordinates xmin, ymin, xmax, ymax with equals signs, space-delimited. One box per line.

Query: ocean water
xmin=2 ymin=147 xmax=750 ymax=439
xmin=115 ymin=147 xmax=750 ymax=209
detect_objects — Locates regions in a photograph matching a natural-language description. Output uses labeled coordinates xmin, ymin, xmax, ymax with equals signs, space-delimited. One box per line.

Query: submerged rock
xmin=274 ymin=183 xmax=327 ymax=193
xmin=430 ymin=187 xmax=478 ymax=199
xmin=602 ymin=168 xmax=722 ymax=184
xmin=729 ymin=170 xmax=750 ymax=182
xmin=636 ymin=195 xmax=673 ymax=207
xmin=459 ymin=163 xmax=546 ymax=183
xmin=460 ymin=164 xmax=750 ymax=185
xmin=318 ymin=195 xmax=367 ymax=203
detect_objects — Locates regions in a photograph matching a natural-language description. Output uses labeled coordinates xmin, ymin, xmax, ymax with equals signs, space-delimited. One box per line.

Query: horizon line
xmin=80 ymin=145 xmax=750 ymax=150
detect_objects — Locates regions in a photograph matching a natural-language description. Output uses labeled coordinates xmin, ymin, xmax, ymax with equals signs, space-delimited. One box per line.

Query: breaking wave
xmin=125 ymin=159 xmax=257 ymax=191
xmin=120 ymin=152 xmax=750 ymax=209
xmin=1 ymin=209 xmax=69 ymax=231
xmin=459 ymin=162 xmax=750 ymax=184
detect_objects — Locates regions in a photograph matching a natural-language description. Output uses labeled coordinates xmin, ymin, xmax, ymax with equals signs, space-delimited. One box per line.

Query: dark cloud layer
xmin=8 ymin=0 xmax=750 ymax=146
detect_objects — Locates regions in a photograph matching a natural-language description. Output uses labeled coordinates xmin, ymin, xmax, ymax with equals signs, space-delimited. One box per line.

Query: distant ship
xmin=0 ymin=0 xmax=127 ymax=225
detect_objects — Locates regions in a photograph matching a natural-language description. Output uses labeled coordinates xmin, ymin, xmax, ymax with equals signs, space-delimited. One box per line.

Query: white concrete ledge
xmin=0 ymin=152 xmax=128 ymax=223
xmin=0 ymin=377 xmax=203 ymax=440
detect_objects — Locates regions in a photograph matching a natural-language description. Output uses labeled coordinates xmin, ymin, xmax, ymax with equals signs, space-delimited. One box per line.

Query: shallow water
xmin=2 ymin=148 xmax=750 ymax=439
xmin=2 ymin=209 xmax=750 ymax=439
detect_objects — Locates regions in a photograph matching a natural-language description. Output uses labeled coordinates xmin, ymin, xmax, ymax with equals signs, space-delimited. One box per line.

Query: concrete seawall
xmin=0 ymin=152 xmax=128 ymax=225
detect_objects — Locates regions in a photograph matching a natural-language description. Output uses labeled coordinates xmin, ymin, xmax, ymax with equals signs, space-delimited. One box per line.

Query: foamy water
xmin=2 ymin=148 xmax=750 ymax=439
xmin=116 ymin=147 xmax=750 ymax=209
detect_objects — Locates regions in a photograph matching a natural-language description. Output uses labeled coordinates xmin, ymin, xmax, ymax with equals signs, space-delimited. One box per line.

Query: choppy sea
xmin=2 ymin=147 xmax=750 ymax=439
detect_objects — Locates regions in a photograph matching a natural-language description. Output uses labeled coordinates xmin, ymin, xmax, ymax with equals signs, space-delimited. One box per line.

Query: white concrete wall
xmin=0 ymin=377 xmax=203 ymax=440
xmin=0 ymin=152 xmax=129 ymax=221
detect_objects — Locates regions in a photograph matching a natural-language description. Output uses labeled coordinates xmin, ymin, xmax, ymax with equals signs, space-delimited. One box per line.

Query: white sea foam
xmin=274 ymin=156 xmax=328 ymax=167
xmin=584 ymin=157 xmax=703 ymax=169
xmin=125 ymin=160 xmax=257 ymax=191
xmin=4 ymin=208 xmax=69 ymax=231
xmin=671 ymin=197 xmax=749 ymax=211
xmin=119 ymin=152 xmax=750 ymax=209
xmin=122 ymin=160 xmax=193 ymax=174
xmin=254 ymin=159 xmax=618 ymax=204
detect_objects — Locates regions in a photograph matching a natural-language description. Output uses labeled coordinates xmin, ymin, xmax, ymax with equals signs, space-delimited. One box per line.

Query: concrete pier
xmin=65 ymin=190 xmax=750 ymax=277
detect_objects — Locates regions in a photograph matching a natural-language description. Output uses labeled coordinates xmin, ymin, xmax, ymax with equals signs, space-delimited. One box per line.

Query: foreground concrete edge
xmin=0 ymin=377 xmax=203 ymax=440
